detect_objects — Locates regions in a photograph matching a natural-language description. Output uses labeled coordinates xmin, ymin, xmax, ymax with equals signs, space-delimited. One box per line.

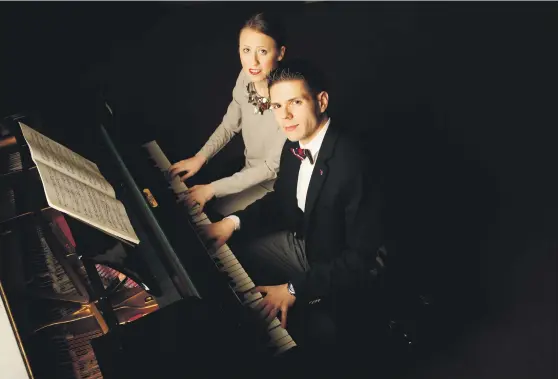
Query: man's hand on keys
xmin=168 ymin=154 xmax=206 ymax=182
xmin=252 ymin=284 xmax=296 ymax=329
xmin=198 ymin=218 xmax=235 ymax=250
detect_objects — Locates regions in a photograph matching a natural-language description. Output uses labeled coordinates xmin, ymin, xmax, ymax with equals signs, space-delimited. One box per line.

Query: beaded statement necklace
xmin=245 ymin=82 xmax=271 ymax=115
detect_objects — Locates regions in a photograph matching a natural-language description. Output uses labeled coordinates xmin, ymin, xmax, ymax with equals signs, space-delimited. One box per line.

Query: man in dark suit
xmin=200 ymin=60 xmax=384 ymax=360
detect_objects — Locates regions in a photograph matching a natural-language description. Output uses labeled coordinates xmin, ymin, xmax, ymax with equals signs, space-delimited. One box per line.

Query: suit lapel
xmin=283 ymin=140 xmax=301 ymax=205
xmin=304 ymin=125 xmax=339 ymax=229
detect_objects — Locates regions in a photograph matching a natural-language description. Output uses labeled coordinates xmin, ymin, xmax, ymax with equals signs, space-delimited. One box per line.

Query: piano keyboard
xmin=142 ymin=141 xmax=297 ymax=356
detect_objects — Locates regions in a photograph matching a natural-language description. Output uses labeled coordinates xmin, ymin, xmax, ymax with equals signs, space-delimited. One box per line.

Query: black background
xmin=0 ymin=2 xmax=556 ymax=378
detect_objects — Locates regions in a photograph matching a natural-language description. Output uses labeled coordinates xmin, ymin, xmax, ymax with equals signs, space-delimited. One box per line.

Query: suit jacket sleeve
xmin=290 ymin=162 xmax=384 ymax=302
xmin=197 ymin=71 xmax=244 ymax=163
xmin=232 ymin=143 xmax=290 ymax=235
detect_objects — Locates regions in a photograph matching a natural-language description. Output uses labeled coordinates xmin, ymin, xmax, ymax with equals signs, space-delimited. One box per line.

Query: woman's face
xmin=239 ymin=27 xmax=285 ymax=83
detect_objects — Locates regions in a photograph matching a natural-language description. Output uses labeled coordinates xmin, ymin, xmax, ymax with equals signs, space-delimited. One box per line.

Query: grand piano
xmin=0 ymin=106 xmax=299 ymax=379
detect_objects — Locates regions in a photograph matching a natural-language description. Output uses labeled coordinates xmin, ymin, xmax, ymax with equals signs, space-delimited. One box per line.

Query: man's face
xmin=269 ymin=79 xmax=328 ymax=144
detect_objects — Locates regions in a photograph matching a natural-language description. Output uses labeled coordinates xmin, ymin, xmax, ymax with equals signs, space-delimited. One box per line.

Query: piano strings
xmin=0 ymin=209 xmax=160 ymax=379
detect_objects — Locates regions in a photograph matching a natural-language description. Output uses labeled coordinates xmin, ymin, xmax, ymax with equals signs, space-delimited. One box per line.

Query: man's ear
xmin=316 ymin=91 xmax=329 ymax=114
xmin=278 ymin=46 xmax=286 ymax=61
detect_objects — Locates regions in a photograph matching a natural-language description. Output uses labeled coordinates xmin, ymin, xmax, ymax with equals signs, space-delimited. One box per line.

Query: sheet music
xmin=19 ymin=122 xmax=115 ymax=198
xmin=36 ymin=162 xmax=139 ymax=244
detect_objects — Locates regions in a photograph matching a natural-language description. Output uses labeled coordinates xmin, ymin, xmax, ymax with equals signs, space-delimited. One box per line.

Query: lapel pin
xmin=320 ymin=169 xmax=323 ymax=176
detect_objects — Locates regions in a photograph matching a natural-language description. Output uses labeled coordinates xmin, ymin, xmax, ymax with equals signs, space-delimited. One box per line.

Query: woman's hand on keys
xmin=183 ymin=184 xmax=215 ymax=214
xmin=168 ymin=154 xmax=206 ymax=182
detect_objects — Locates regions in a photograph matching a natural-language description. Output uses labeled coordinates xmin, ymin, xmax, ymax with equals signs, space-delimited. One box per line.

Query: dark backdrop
xmin=0 ymin=2 xmax=556 ymax=378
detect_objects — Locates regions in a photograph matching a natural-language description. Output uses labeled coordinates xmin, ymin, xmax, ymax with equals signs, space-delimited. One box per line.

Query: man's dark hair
xmin=267 ymin=59 xmax=329 ymax=98
xmin=242 ymin=12 xmax=287 ymax=48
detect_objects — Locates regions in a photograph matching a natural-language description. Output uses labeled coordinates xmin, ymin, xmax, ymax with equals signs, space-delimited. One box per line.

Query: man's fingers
xmin=259 ymin=302 xmax=274 ymax=318
xmin=265 ymin=307 xmax=278 ymax=325
xmin=280 ymin=307 xmax=288 ymax=329
xmin=212 ymin=237 xmax=225 ymax=250
xmin=253 ymin=286 xmax=268 ymax=294
xmin=254 ymin=297 xmax=268 ymax=312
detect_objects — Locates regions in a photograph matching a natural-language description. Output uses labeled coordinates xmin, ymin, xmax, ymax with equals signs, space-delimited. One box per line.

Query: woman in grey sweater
xmin=169 ymin=13 xmax=287 ymax=216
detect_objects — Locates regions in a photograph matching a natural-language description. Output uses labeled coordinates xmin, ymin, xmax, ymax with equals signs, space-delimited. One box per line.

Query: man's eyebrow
xmin=270 ymin=97 xmax=302 ymax=105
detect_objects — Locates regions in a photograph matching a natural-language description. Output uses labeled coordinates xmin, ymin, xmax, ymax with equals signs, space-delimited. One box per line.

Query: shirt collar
xmin=299 ymin=117 xmax=331 ymax=159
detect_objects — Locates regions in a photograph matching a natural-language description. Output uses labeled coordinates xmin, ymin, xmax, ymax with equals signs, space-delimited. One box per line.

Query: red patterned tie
xmin=290 ymin=147 xmax=314 ymax=165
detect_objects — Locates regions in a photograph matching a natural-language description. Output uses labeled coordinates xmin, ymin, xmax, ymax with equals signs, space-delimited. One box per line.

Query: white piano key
xmin=213 ymin=250 xmax=233 ymax=261
xmin=274 ymin=340 xmax=297 ymax=356
xmin=231 ymin=278 xmax=254 ymax=292
xmin=242 ymin=291 xmax=263 ymax=305
xmin=219 ymin=262 xmax=242 ymax=274
xmin=268 ymin=328 xmax=290 ymax=344
xmin=270 ymin=337 xmax=294 ymax=352
xmin=209 ymin=244 xmax=231 ymax=257
xmin=227 ymin=265 xmax=246 ymax=277
xmin=229 ymin=271 xmax=248 ymax=282
xmin=188 ymin=206 xmax=200 ymax=216
xmin=170 ymin=181 xmax=187 ymax=194
xmin=236 ymin=281 xmax=255 ymax=294
xmin=216 ymin=254 xmax=237 ymax=265
xmin=267 ymin=318 xmax=281 ymax=330
xmin=233 ymin=282 xmax=255 ymax=295
xmin=215 ymin=256 xmax=235 ymax=268
xmin=191 ymin=213 xmax=207 ymax=223
xmin=248 ymin=298 xmax=263 ymax=310
xmin=220 ymin=257 xmax=240 ymax=270
xmin=144 ymin=143 xmax=172 ymax=168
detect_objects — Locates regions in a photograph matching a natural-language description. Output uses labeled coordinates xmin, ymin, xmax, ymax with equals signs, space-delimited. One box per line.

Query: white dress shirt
xmin=296 ymin=118 xmax=330 ymax=212
xmin=226 ymin=118 xmax=331 ymax=230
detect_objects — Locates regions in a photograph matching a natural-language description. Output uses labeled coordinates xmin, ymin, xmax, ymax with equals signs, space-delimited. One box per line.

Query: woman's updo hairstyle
xmin=242 ymin=12 xmax=287 ymax=49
